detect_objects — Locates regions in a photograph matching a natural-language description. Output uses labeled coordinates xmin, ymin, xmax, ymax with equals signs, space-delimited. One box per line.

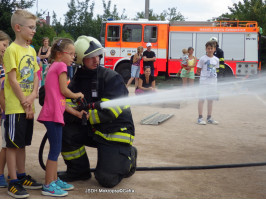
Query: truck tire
xmin=224 ymin=65 xmax=233 ymax=77
xmin=115 ymin=63 xmax=131 ymax=83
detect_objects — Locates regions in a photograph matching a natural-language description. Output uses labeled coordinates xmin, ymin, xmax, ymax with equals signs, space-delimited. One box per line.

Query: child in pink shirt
xmin=38 ymin=38 xmax=84 ymax=197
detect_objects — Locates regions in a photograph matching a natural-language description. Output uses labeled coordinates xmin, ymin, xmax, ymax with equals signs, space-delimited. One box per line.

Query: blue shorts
xmin=43 ymin=121 xmax=63 ymax=161
xmin=131 ymin=65 xmax=140 ymax=78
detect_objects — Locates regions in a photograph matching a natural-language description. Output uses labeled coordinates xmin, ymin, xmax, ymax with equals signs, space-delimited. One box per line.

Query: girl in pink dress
xmin=38 ymin=38 xmax=84 ymax=197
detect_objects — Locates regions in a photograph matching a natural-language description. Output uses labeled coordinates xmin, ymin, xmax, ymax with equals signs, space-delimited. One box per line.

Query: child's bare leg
xmin=0 ymin=148 xmax=6 ymax=174
xmin=134 ymin=78 xmax=139 ymax=89
xmin=188 ymin=78 xmax=194 ymax=86
xmin=126 ymin=77 xmax=134 ymax=88
xmin=16 ymin=148 xmax=25 ymax=174
xmin=6 ymin=148 xmax=17 ymax=180
xmin=45 ymin=159 xmax=58 ymax=185
xmin=198 ymin=99 xmax=204 ymax=117
xmin=182 ymin=77 xmax=188 ymax=86
xmin=207 ymin=100 xmax=213 ymax=117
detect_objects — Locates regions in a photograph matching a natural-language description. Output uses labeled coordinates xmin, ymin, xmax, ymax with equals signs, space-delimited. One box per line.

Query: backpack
xmin=130 ymin=55 xmax=134 ymax=64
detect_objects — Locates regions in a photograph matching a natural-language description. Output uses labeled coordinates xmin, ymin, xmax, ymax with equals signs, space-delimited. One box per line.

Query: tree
xmin=51 ymin=11 xmax=64 ymax=37
xmin=0 ymin=0 xmax=35 ymax=40
xmin=102 ymin=0 xmax=127 ymax=20
xmin=31 ymin=23 xmax=57 ymax=52
xmin=220 ymin=0 xmax=266 ymax=67
xmin=221 ymin=0 xmax=266 ymax=33
xmin=135 ymin=9 xmax=159 ymax=20
xmin=135 ymin=8 xmax=184 ymax=21
xmin=64 ymin=0 xmax=95 ymax=39
xmin=163 ymin=7 xmax=185 ymax=22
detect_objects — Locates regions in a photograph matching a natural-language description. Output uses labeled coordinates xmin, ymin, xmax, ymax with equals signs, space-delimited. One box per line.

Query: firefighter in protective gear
xmin=210 ymin=37 xmax=225 ymax=78
xmin=59 ymin=36 xmax=137 ymax=188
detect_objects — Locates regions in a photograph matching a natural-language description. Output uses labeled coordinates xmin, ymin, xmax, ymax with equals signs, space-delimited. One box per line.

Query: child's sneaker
xmin=18 ymin=175 xmax=42 ymax=189
xmin=55 ymin=178 xmax=74 ymax=191
xmin=0 ymin=175 xmax=8 ymax=188
xmin=42 ymin=181 xmax=68 ymax=197
xmin=207 ymin=118 xmax=219 ymax=125
xmin=7 ymin=181 xmax=29 ymax=198
xmin=197 ymin=118 xmax=206 ymax=125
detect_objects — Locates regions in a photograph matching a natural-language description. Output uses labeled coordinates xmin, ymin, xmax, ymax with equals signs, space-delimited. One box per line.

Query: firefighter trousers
xmin=61 ymin=122 xmax=134 ymax=188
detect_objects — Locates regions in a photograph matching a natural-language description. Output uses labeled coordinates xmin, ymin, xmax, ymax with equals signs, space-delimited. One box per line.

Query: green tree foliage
xmin=52 ymin=11 xmax=65 ymax=37
xmin=135 ymin=8 xmax=184 ymax=21
xmin=0 ymin=0 xmax=35 ymax=40
xmin=32 ymin=24 xmax=57 ymax=53
xmin=1 ymin=0 xmax=185 ymax=51
xmin=220 ymin=0 xmax=266 ymax=66
xmin=102 ymin=0 xmax=127 ymax=20
xmin=163 ymin=7 xmax=185 ymax=21
xmin=64 ymin=0 xmax=95 ymax=40
xmin=221 ymin=0 xmax=266 ymax=34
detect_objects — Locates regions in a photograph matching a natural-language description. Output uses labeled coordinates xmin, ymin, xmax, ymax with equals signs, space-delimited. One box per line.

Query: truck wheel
xmin=115 ymin=63 xmax=131 ymax=83
xmin=224 ymin=65 xmax=233 ymax=77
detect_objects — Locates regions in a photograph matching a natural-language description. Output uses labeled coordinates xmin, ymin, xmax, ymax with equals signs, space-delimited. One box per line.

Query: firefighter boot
xmin=57 ymin=171 xmax=91 ymax=182
xmin=58 ymin=153 xmax=92 ymax=182
xmin=124 ymin=146 xmax=137 ymax=178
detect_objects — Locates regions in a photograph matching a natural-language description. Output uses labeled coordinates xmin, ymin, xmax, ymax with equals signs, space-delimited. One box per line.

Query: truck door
xmin=106 ymin=25 xmax=121 ymax=57
xmin=144 ymin=25 xmax=158 ymax=58
xmin=121 ymin=24 xmax=142 ymax=57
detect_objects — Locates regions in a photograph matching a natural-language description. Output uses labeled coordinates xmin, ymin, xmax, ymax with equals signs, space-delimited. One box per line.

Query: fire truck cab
xmin=100 ymin=20 xmax=261 ymax=82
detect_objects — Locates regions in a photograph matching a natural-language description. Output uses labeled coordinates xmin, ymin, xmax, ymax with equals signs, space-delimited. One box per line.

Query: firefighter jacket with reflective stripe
xmin=214 ymin=46 xmax=225 ymax=74
xmin=64 ymin=66 xmax=135 ymax=145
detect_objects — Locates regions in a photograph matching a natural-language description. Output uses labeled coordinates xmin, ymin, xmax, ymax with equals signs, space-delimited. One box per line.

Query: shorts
xmin=180 ymin=68 xmax=195 ymax=79
xmin=198 ymin=83 xmax=219 ymax=101
xmin=131 ymin=65 xmax=140 ymax=78
xmin=1 ymin=119 xmax=6 ymax=148
xmin=5 ymin=114 xmax=34 ymax=148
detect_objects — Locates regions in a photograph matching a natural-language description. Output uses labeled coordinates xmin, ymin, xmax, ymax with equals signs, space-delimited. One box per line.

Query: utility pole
xmin=36 ymin=0 xmax=38 ymax=15
xmin=145 ymin=0 xmax=149 ymax=19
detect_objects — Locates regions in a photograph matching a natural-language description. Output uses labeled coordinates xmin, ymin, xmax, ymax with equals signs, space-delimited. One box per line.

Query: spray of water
xmin=100 ymin=74 xmax=266 ymax=109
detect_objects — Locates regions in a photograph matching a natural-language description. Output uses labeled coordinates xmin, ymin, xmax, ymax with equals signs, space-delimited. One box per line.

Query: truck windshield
xmin=122 ymin=24 xmax=142 ymax=42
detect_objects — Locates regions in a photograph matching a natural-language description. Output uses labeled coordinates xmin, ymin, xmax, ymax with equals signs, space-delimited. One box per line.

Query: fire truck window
xmin=195 ymin=33 xmax=218 ymax=58
xmin=144 ymin=26 xmax=157 ymax=43
xmin=100 ymin=23 xmax=106 ymax=46
xmin=107 ymin=26 xmax=120 ymax=42
xmin=122 ymin=24 xmax=142 ymax=42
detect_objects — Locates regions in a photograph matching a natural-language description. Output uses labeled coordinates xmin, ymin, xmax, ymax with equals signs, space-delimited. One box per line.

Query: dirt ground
xmin=1 ymin=80 xmax=266 ymax=199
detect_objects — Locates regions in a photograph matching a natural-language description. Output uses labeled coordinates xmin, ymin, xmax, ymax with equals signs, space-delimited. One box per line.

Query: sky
xmin=29 ymin=0 xmax=243 ymax=23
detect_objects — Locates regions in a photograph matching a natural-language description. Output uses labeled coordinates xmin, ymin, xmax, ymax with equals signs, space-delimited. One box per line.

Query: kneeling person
xmin=60 ymin=36 xmax=137 ymax=188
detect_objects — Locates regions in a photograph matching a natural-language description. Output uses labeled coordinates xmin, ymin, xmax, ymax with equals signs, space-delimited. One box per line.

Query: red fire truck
xmin=100 ymin=20 xmax=261 ymax=82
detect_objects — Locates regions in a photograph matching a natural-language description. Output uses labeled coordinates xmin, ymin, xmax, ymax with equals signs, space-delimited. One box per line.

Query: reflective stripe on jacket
xmin=94 ymin=129 xmax=134 ymax=145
